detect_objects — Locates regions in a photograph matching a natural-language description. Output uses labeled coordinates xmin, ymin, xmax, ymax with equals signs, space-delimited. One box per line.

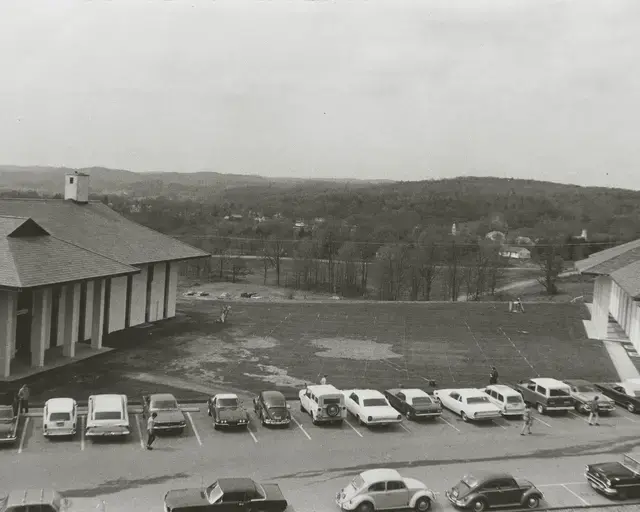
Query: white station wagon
xmin=433 ymin=388 xmax=502 ymax=422
xmin=484 ymin=385 xmax=526 ymax=417
xmin=43 ymin=398 xmax=78 ymax=438
xmin=85 ymin=394 xmax=130 ymax=438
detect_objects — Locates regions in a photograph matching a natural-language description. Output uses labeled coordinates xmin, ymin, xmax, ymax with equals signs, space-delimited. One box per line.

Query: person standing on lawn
xmin=520 ymin=404 xmax=533 ymax=435
xmin=320 ymin=374 xmax=327 ymax=385
xmin=489 ymin=366 xmax=499 ymax=385
xmin=588 ymin=396 xmax=600 ymax=426
xmin=17 ymin=385 xmax=30 ymax=413
xmin=146 ymin=412 xmax=157 ymax=450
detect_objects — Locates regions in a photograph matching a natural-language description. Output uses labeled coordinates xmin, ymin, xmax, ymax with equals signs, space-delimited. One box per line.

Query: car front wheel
xmin=627 ymin=403 xmax=636 ymax=413
xmin=525 ymin=495 xmax=541 ymax=509
xmin=461 ymin=412 xmax=469 ymax=422
xmin=537 ymin=403 xmax=545 ymax=414
xmin=471 ymin=499 xmax=487 ymax=512
xmin=414 ymin=496 xmax=431 ymax=511
xmin=356 ymin=502 xmax=374 ymax=512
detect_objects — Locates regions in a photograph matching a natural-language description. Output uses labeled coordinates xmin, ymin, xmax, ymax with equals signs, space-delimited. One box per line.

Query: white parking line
xmin=292 ymin=417 xmax=312 ymax=440
xmin=437 ymin=415 xmax=460 ymax=432
xmin=398 ymin=422 xmax=411 ymax=433
xmin=247 ymin=427 xmax=259 ymax=443
xmin=561 ymin=484 xmax=590 ymax=505
xmin=344 ymin=419 xmax=364 ymax=437
xmin=617 ymin=413 xmax=639 ymax=423
xmin=568 ymin=411 xmax=590 ymax=424
xmin=134 ymin=414 xmax=145 ymax=449
xmin=492 ymin=420 xmax=508 ymax=430
xmin=538 ymin=482 xmax=584 ymax=488
xmin=185 ymin=412 xmax=202 ymax=446
xmin=17 ymin=417 xmax=29 ymax=454
xmin=533 ymin=416 xmax=552 ymax=428
xmin=80 ymin=415 xmax=85 ymax=451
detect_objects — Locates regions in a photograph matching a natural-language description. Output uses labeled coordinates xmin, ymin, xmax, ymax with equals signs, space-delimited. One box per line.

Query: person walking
xmin=588 ymin=396 xmax=600 ymax=426
xmin=521 ymin=404 xmax=533 ymax=435
xmin=146 ymin=412 xmax=157 ymax=450
xmin=489 ymin=367 xmax=499 ymax=385
xmin=17 ymin=385 xmax=30 ymax=414
xmin=320 ymin=375 xmax=327 ymax=385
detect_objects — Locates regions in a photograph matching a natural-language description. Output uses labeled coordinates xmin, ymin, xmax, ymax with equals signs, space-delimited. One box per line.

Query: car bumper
xmin=445 ymin=491 xmax=469 ymax=508
xmin=85 ymin=430 xmax=130 ymax=437
xmin=153 ymin=423 xmax=186 ymax=431
xmin=585 ymin=474 xmax=618 ymax=496
xmin=0 ymin=435 xmax=17 ymax=443
xmin=545 ymin=405 xmax=573 ymax=411
xmin=264 ymin=419 xmax=291 ymax=425
xmin=470 ymin=414 xmax=502 ymax=421
xmin=336 ymin=495 xmax=356 ymax=510
xmin=502 ymin=410 xmax=525 ymax=417
xmin=413 ymin=411 xmax=442 ymax=418
xmin=215 ymin=421 xmax=248 ymax=427
xmin=44 ymin=428 xmax=76 ymax=437
xmin=364 ymin=418 xmax=403 ymax=425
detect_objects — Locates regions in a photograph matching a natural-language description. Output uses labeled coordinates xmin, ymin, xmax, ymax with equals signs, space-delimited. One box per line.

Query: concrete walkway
xmin=603 ymin=340 xmax=640 ymax=380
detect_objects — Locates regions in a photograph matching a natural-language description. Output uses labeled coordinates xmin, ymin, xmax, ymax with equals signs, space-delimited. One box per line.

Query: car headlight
xmin=473 ymin=412 xmax=478 ymax=418
xmin=368 ymin=416 xmax=373 ymax=422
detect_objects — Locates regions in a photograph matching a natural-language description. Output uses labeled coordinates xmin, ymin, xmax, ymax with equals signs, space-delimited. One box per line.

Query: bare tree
xmin=535 ymin=238 xmax=565 ymax=295
xmin=230 ymin=256 xmax=251 ymax=283
xmin=443 ymin=240 xmax=463 ymax=301
xmin=375 ymin=244 xmax=408 ymax=301
xmin=413 ymin=229 xmax=441 ymax=301
xmin=263 ymin=235 xmax=287 ymax=287
xmin=337 ymin=241 xmax=361 ymax=296
xmin=292 ymin=239 xmax=317 ymax=290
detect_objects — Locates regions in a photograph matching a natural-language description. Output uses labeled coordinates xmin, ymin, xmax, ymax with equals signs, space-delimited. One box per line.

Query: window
xmin=152 ymin=400 xmax=178 ymax=410
xmin=450 ymin=392 xmax=460 ymax=400
xmin=222 ymin=492 xmax=244 ymax=503
xmin=412 ymin=397 xmax=432 ymax=405
xmin=368 ymin=482 xmax=385 ymax=492
xmin=363 ymin=398 xmax=387 ymax=407
xmin=397 ymin=393 xmax=406 ymax=401
xmin=350 ymin=475 xmax=365 ymax=491
xmin=507 ymin=395 xmax=523 ymax=404
xmin=496 ymin=393 xmax=504 ymax=402
xmin=49 ymin=412 xmax=71 ymax=421
xmin=527 ymin=381 xmax=536 ymax=390
xmin=217 ymin=398 xmax=239 ymax=407
xmin=69 ymin=177 xmax=74 ymax=184
xmin=94 ymin=411 xmax=121 ymax=420
xmin=467 ymin=397 xmax=490 ymax=404
xmin=0 ymin=408 xmax=14 ymax=420
xmin=535 ymin=386 xmax=547 ymax=395
xmin=575 ymin=385 xmax=596 ymax=393
xmin=323 ymin=398 xmax=340 ymax=405
xmin=493 ymin=478 xmax=517 ymax=488
xmin=484 ymin=389 xmax=491 ymax=396
xmin=350 ymin=394 xmax=360 ymax=404
xmin=387 ymin=481 xmax=407 ymax=491
xmin=549 ymin=388 xmax=570 ymax=397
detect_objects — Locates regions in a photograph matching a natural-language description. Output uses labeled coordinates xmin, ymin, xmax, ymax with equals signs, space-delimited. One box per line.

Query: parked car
xmin=163 ymin=477 xmax=288 ymax=512
xmin=432 ymin=389 xmax=501 ymax=422
xmin=336 ymin=468 xmax=437 ymax=512
xmin=564 ymin=379 xmax=615 ymax=415
xmin=43 ymin=398 xmax=77 ymax=438
xmin=142 ymin=393 xmax=186 ymax=434
xmin=253 ymin=390 xmax=291 ymax=427
xmin=585 ymin=451 xmax=640 ymax=500
xmin=383 ymin=388 xmax=442 ymax=420
xmin=446 ymin=471 xmax=543 ymax=512
xmin=343 ymin=390 xmax=403 ymax=426
xmin=483 ymin=385 xmax=525 ymax=418
xmin=207 ymin=393 xmax=249 ymax=429
xmin=0 ymin=392 xmax=19 ymax=444
xmin=595 ymin=380 xmax=640 ymax=413
xmin=299 ymin=384 xmax=347 ymax=425
xmin=0 ymin=489 xmax=66 ymax=512
xmin=85 ymin=394 xmax=130 ymax=438
xmin=513 ymin=378 xmax=574 ymax=414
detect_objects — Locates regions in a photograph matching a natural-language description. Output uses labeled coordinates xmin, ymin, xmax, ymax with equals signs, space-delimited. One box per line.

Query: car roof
xmin=448 ymin=388 xmax=486 ymax=397
xmin=529 ymin=378 xmax=568 ymax=387
xmin=45 ymin=398 xmax=76 ymax=411
xmin=90 ymin=394 xmax=124 ymax=409
xmin=361 ymin=469 xmax=402 ymax=482
xmin=215 ymin=393 xmax=239 ymax=400
xmin=486 ymin=385 xmax=519 ymax=395
xmin=563 ymin=379 xmax=592 ymax=386
xmin=217 ymin=478 xmax=257 ymax=493
xmin=351 ymin=389 xmax=385 ymax=399
xmin=391 ymin=388 xmax=429 ymax=399
xmin=5 ymin=489 xmax=61 ymax=507
xmin=306 ymin=384 xmax=340 ymax=394
xmin=466 ymin=471 xmax=516 ymax=483
xmin=261 ymin=390 xmax=286 ymax=402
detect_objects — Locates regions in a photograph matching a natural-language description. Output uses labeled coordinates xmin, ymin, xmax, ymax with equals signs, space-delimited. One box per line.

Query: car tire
xmin=617 ymin=489 xmax=628 ymax=501
xmin=356 ymin=501 xmax=374 ymax=512
xmin=406 ymin=410 xmax=414 ymax=420
xmin=471 ymin=499 xmax=487 ymax=512
xmin=414 ymin=497 xmax=431 ymax=511
xmin=627 ymin=403 xmax=636 ymax=413
xmin=461 ymin=412 xmax=469 ymax=422
xmin=525 ymin=495 xmax=541 ymax=509
xmin=213 ymin=424 xmax=219 ymax=430
xmin=300 ymin=402 xmax=306 ymax=413
xmin=537 ymin=403 xmax=545 ymax=414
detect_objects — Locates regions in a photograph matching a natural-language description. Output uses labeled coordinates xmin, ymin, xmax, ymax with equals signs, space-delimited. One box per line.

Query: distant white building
xmin=499 ymin=246 xmax=531 ymax=260
xmin=514 ymin=236 xmax=535 ymax=246
xmin=486 ymin=231 xmax=506 ymax=242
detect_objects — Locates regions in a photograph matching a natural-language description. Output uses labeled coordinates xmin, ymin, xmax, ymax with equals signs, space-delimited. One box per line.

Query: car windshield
xmin=506 ymin=396 xmax=523 ymax=404
xmin=49 ymin=412 xmax=71 ymax=421
xmin=0 ymin=409 xmax=14 ymax=420
xmin=467 ymin=397 xmax=489 ymax=404
xmin=94 ymin=411 xmax=121 ymax=420
xmin=218 ymin=398 xmax=239 ymax=407
xmin=363 ymin=398 xmax=388 ymax=407
xmin=575 ymin=385 xmax=596 ymax=393
xmin=350 ymin=475 xmax=366 ymax=491
xmin=549 ymin=388 xmax=570 ymax=397
xmin=461 ymin=474 xmax=479 ymax=489
xmin=152 ymin=400 xmax=178 ymax=410
xmin=412 ymin=397 xmax=433 ymax=405
xmin=206 ymin=482 xmax=224 ymax=504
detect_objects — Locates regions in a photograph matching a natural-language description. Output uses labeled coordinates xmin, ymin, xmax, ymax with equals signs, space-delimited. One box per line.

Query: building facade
xmin=576 ymin=239 xmax=640 ymax=351
xmin=0 ymin=172 xmax=209 ymax=378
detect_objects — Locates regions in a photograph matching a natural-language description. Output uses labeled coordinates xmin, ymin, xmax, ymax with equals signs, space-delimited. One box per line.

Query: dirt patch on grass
xmin=244 ymin=364 xmax=309 ymax=387
xmin=312 ymin=338 xmax=402 ymax=360
xmin=238 ymin=336 xmax=279 ymax=350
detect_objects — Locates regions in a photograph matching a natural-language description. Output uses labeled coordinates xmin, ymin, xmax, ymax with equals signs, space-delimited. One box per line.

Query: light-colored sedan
xmin=337 ymin=468 xmax=437 ymax=512
xmin=43 ymin=398 xmax=78 ymax=438
xmin=433 ymin=388 xmax=501 ymax=422
xmin=343 ymin=390 xmax=403 ymax=426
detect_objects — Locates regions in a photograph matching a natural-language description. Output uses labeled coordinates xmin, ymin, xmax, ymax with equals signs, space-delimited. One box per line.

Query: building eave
xmin=0 ymin=268 xmax=141 ymax=292
xmin=130 ymin=253 xmax=211 ymax=266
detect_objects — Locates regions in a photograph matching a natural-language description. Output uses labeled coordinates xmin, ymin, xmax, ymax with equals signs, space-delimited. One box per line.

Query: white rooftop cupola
xmin=64 ymin=172 xmax=90 ymax=204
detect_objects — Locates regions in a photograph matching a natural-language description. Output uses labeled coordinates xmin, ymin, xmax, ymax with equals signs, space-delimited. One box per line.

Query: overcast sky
xmin=1 ymin=0 xmax=638 ymax=188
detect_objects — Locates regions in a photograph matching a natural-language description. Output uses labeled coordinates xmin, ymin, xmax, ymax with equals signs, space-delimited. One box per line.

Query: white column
xmin=0 ymin=290 xmax=17 ymax=378
xmin=165 ymin=262 xmax=178 ymax=318
xmin=56 ymin=286 xmax=67 ymax=347
xmin=29 ymin=288 xmax=52 ymax=367
xmin=91 ymin=279 xmax=105 ymax=350
xmin=62 ymin=283 xmax=81 ymax=357
xmin=592 ymin=276 xmax=612 ymax=339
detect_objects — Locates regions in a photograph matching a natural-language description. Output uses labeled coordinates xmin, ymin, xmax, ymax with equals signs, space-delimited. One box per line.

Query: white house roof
xmin=45 ymin=398 xmax=75 ymax=412
xmin=361 ymin=469 xmax=402 ymax=483
xmin=486 ymin=385 xmax=520 ymax=396
xmin=90 ymin=394 xmax=124 ymax=411
xmin=530 ymin=378 xmax=569 ymax=388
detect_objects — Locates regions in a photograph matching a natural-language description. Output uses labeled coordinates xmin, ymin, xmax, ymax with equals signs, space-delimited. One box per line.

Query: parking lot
xmin=2 ymin=397 xmax=640 ymax=511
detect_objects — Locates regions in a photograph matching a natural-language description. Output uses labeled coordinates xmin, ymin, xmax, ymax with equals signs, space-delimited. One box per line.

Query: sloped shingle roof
xmin=0 ymin=199 xmax=208 ymax=265
xmin=0 ymin=216 xmax=139 ymax=289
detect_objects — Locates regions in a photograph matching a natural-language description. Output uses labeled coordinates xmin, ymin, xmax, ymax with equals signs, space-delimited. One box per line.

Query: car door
xmin=349 ymin=393 xmax=360 ymax=416
xmin=444 ymin=392 xmax=459 ymax=413
xmin=384 ymin=481 xmax=410 ymax=509
xmin=611 ymin=386 xmax=628 ymax=406
xmin=366 ymin=482 xmax=387 ymax=509
xmin=217 ymin=491 xmax=246 ymax=512
xmin=479 ymin=479 xmax=507 ymax=506
xmin=494 ymin=477 xmax=523 ymax=505
xmin=396 ymin=392 xmax=407 ymax=413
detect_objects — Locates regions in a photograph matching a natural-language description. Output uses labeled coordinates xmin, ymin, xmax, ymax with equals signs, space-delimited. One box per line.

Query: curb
xmin=538 ymin=502 xmax=640 ymax=511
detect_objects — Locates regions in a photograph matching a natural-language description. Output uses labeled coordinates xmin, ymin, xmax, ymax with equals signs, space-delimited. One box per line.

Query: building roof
xmin=0 ymin=216 xmax=139 ymax=289
xmin=575 ymin=239 xmax=640 ymax=299
xmin=0 ymin=198 xmax=209 ymax=266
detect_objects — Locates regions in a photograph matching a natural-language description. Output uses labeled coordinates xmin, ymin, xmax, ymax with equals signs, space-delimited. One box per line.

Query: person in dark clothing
xmin=146 ymin=412 xmax=157 ymax=450
xmin=489 ymin=367 xmax=499 ymax=385
xmin=17 ymin=385 xmax=29 ymax=413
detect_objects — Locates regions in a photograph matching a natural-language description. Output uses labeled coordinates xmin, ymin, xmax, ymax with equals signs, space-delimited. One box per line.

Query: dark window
xmin=163 ymin=262 xmax=171 ymax=318
xmin=222 ymin=492 xmax=244 ymax=503
xmin=398 ymin=393 xmax=406 ymax=401
xmin=482 ymin=480 xmax=501 ymax=491
xmin=387 ymin=481 xmax=407 ymax=491
xmin=496 ymin=393 xmax=504 ymax=402
xmin=78 ymin=281 xmax=87 ymax=341
xmin=368 ymin=483 xmax=385 ymax=492
xmin=535 ymin=386 xmax=547 ymax=395
xmin=350 ymin=394 xmax=359 ymax=404
xmin=125 ymin=275 xmax=133 ymax=328
xmin=103 ymin=278 xmax=112 ymax=335
xmin=69 ymin=177 xmax=74 ymax=184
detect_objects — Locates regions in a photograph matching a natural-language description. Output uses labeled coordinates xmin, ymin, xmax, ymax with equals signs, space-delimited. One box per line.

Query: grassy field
xmin=13 ymin=299 xmax=617 ymax=403
xmin=491 ymin=273 xmax=595 ymax=303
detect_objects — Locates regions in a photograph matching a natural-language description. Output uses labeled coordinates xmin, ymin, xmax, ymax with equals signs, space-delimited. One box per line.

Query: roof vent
xmin=64 ymin=171 xmax=90 ymax=204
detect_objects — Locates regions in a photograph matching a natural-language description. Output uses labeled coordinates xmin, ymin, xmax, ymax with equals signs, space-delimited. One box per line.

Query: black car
xmin=207 ymin=394 xmax=250 ymax=430
xmin=594 ymin=381 xmax=640 ymax=413
xmin=164 ymin=477 xmax=288 ymax=512
xmin=253 ymin=391 xmax=291 ymax=427
xmin=446 ymin=471 xmax=543 ymax=512
xmin=585 ymin=452 xmax=640 ymax=500
xmin=383 ymin=388 xmax=442 ymax=420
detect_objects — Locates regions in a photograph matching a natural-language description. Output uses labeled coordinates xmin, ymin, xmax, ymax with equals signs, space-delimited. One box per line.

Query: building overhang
xmin=131 ymin=254 xmax=211 ymax=266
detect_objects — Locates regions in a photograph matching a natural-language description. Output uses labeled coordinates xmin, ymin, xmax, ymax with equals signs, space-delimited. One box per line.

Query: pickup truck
xmin=513 ymin=378 xmax=574 ymax=414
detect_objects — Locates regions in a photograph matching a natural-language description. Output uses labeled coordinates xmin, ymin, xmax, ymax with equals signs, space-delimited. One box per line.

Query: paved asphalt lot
xmin=2 ymin=401 xmax=640 ymax=512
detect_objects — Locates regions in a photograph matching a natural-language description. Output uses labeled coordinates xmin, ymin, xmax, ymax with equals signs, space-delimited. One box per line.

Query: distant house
xmin=514 ymin=236 xmax=535 ymax=246
xmin=499 ymin=246 xmax=531 ymax=260
xmin=223 ymin=214 xmax=244 ymax=221
xmin=486 ymin=231 xmax=506 ymax=242
xmin=294 ymin=220 xmax=306 ymax=229
xmin=313 ymin=217 xmax=326 ymax=224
